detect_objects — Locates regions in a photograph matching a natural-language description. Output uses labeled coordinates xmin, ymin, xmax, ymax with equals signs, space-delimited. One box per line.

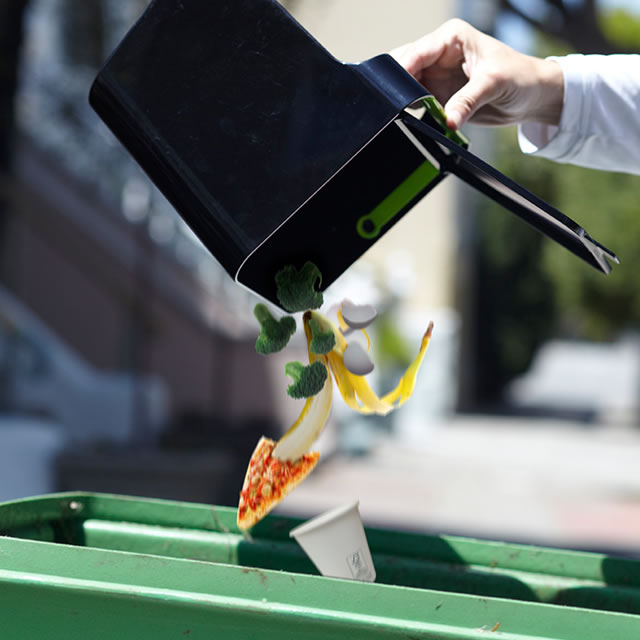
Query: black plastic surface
xmin=89 ymin=0 xmax=403 ymax=278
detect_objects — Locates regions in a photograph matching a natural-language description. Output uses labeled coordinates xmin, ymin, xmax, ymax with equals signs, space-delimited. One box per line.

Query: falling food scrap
xmin=343 ymin=341 xmax=375 ymax=376
xmin=341 ymin=301 xmax=377 ymax=329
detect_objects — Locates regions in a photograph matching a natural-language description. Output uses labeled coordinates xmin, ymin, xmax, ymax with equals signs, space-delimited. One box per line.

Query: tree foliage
xmin=542 ymin=164 xmax=640 ymax=339
xmin=499 ymin=0 xmax=637 ymax=53
xmin=474 ymin=133 xmax=557 ymax=403
xmin=474 ymin=5 xmax=640 ymax=404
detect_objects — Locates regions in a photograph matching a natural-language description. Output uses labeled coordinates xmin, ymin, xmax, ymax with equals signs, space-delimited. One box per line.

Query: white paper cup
xmin=289 ymin=501 xmax=376 ymax=582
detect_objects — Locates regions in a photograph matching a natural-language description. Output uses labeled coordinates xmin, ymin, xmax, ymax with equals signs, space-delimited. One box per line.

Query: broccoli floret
xmin=254 ymin=303 xmax=296 ymax=354
xmin=275 ymin=262 xmax=324 ymax=313
xmin=309 ymin=316 xmax=336 ymax=355
xmin=284 ymin=360 xmax=328 ymax=399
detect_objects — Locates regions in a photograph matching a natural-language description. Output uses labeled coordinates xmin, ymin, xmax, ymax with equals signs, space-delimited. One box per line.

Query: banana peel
xmin=272 ymin=309 xmax=433 ymax=461
xmin=329 ymin=309 xmax=434 ymax=415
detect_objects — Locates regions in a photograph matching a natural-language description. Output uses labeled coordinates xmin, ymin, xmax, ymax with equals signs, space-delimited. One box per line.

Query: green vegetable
xmin=275 ymin=261 xmax=324 ymax=312
xmin=309 ymin=316 xmax=336 ymax=355
xmin=254 ymin=303 xmax=296 ymax=354
xmin=284 ymin=360 xmax=328 ymax=399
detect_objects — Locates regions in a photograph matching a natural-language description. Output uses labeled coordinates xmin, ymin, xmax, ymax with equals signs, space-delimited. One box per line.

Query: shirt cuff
xmin=517 ymin=55 xmax=587 ymax=162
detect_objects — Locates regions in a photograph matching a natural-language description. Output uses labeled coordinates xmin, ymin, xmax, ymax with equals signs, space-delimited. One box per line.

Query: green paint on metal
xmin=1 ymin=492 xmax=640 ymax=639
xmin=357 ymin=160 xmax=440 ymax=239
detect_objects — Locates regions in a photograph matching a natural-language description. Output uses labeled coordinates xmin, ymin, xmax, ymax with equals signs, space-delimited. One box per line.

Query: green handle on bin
xmin=421 ymin=95 xmax=470 ymax=149
xmin=357 ymin=159 xmax=440 ymax=239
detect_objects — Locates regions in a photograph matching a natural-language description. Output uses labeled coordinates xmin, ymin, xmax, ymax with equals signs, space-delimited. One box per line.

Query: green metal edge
xmin=2 ymin=533 xmax=640 ymax=639
xmin=2 ymin=492 xmax=640 ymax=635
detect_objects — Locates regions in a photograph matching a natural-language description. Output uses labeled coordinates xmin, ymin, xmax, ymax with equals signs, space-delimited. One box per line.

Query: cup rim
xmin=289 ymin=500 xmax=360 ymax=539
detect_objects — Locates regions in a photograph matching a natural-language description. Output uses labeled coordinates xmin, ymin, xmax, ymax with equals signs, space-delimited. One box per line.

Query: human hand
xmin=391 ymin=19 xmax=564 ymax=130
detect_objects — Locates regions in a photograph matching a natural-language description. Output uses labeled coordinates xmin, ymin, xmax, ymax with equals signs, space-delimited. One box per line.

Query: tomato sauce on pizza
xmin=237 ymin=437 xmax=320 ymax=530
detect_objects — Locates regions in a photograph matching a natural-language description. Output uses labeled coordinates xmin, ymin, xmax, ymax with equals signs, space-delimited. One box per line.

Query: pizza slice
xmin=237 ymin=436 xmax=320 ymax=530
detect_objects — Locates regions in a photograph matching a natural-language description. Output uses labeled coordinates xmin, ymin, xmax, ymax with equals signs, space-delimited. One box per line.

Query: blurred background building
xmin=1 ymin=0 xmax=640 ymax=555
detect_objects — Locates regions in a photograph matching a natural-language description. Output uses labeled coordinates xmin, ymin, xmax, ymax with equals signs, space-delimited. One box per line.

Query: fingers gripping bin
xmin=89 ymin=0 xmax=617 ymax=309
xmin=3 ymin=493 xmax=640 ymax=639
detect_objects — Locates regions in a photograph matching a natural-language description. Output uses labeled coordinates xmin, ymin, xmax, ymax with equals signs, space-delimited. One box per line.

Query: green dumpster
xmin=1 ymin=492 xmax=640 ymax=638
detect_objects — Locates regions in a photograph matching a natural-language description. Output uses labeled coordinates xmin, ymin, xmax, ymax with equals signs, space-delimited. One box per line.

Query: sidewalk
xmin=277 ymin=414 xmax=640 ymax=554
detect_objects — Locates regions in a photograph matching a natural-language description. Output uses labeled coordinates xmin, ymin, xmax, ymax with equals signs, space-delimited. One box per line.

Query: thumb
xmin=444 ymin=74 xmax=496 ymax=130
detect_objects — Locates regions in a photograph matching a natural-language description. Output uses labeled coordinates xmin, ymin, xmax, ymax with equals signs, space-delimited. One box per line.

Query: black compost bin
xmin=89 ymin=0 xmax=617 ymax=308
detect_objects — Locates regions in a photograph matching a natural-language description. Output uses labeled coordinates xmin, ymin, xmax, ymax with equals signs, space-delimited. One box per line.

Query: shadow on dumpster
xmin=244 ymin=515 xmax=640 ymax=616
xmin=243 ymin=518 xmax=539 ymax=602
xmin=549 ymin=556 xmax=640 ymax=616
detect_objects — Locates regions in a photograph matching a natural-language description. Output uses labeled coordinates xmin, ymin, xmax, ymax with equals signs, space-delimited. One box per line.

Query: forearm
xmin=526 ymin=57 xmax=564 ymax=126
xmin=518 ymin=54 xmax=640 ymax=175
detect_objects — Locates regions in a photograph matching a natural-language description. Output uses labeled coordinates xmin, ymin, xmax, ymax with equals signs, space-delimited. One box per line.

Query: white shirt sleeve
xmin=517 ymin=54 xmax=640 ymax=175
